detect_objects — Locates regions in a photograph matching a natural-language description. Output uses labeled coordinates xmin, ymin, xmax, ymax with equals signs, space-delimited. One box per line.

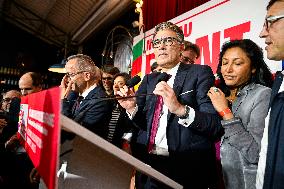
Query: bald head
xmin=19 ymin=72 xmax=42 ymax=96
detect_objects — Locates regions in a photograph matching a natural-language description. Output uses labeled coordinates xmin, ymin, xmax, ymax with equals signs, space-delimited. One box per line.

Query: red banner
xmin=18 ymin=87 xmax=60 ymax=189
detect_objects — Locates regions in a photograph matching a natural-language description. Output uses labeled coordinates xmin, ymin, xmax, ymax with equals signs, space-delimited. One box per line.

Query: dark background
xmin=0 ymin=8 xmax=138 ymax=90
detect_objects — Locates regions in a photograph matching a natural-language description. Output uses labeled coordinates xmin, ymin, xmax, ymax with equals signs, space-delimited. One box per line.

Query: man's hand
xmin=60 ymin=75 xmax=73 ymax=99
xmin=153 ymin=81 xmax=185 ymax=116
xmin=114 ymin=85 xmax=136 ymax=114
xmin=5 ymin=134 xmax=20 ymax=151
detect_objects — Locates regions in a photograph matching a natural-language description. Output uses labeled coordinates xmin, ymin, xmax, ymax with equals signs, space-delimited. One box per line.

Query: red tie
xmin=148 ymin=95 xmax=163 ymax=153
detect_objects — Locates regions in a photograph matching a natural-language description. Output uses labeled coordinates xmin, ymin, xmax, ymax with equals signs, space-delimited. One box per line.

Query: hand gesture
xmin=207 ymin=87 xmax=233 ymax=120
xmin=60 ymin=75 xmax=73 ymax=99
xmin=114 ymin=85 xmax=136 ymax=113
xmin=153 ymin=81 xmax=185 ymax=116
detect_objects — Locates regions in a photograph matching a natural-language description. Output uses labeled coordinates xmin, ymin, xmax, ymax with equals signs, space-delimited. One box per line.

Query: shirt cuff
xmin=126 ymin=104 xmax=138 ymax=120
xmin=178 ymin=107 xmax=195 ymax=127
xmin=122 ymin=133 xmax=133 ymax=141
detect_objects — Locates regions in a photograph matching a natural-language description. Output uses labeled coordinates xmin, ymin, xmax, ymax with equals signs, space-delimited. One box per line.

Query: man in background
xmin=181 ymin=40 xmax=200 ymax=64
xmin=61 ymin=54 xmax=112 ymax=137
xmin=2 ymin=72 xmax=43 ymax=189
xmin=0 ymin=90 xmax=21 ymax=143
xmin=256 ymin=0 xmax=284 ymax=189
xmin=19 ymin=72 xmax=42 ymax=96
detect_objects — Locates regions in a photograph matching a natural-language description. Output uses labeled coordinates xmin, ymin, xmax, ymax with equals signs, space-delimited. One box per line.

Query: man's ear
xmin=180 ymin=43 xmax=185 ymax=52
xmin=84 ymin=72 xmax=91 ymax=81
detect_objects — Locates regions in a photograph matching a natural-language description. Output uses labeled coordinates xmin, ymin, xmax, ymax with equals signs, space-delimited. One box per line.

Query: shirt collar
xmin=164 ymin=62 xmax=180 ymax=78
xmin=81 ymin=84 xmax=97 ymax=98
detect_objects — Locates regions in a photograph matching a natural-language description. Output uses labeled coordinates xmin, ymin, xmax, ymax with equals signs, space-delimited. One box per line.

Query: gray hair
xmin=153 ymin=22 xmax=184 ymax=43
xmin=67 ymin=54 xmax=100 ymax=79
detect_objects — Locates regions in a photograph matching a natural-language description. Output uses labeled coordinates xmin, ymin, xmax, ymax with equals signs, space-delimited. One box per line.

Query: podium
xmin=59 ymin=115 xmax=183 ymax=189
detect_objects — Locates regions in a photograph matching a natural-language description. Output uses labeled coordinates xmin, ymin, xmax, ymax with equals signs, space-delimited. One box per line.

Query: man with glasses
xmin=181 ymin=40 xmax=200 ymax=64
xmin=61 ymin=54 xmax=112 ymax=137
xmin=256 ymin=0 xmax=284 ymax=189
xmin=116 ymin=22 xmax=222 ymax=188
xmin=1 ymin=72 xmax=43 ymax=188
xmin=0 ymin=90 xmax=21 ymax=141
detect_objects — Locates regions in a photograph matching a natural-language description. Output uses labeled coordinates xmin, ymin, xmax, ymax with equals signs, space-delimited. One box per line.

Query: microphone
xmin=157 ymin=72 xmax=171 ymax=82
xmin=126 ymin=75 xmax=141 ymax=88
xmin=83 ymin=73 xmax=169 ymax=101
xmin=111 ymin=72 xmax=170 ymax=100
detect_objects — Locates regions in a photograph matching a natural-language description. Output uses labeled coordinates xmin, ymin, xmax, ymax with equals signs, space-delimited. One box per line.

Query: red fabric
xmin=143 ymin=0 xmax=211 ymax=31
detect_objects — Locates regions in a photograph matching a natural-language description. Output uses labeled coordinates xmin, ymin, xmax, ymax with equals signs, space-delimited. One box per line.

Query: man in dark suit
xmin=116 ymin=22 xmax=222 ymax=189
xmin=61 ymin=54 xmax=112 ymax=137
xmin=256 ymin=1 xmax=284 ymax=188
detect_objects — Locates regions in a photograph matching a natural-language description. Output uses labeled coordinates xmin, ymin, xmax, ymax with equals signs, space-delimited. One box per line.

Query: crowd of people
xmin=0 ymin=0 xmax=283 ymax=188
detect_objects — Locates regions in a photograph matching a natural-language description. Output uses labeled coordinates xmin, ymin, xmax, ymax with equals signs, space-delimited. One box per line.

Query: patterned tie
xmin=72 ymin=96 xmax=83 ymax=115
xmin=148 ymin=95 xmax=163 ymax=153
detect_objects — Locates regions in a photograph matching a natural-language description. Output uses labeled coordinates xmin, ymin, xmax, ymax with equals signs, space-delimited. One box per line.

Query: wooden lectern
xmin=58 ymin=115 xmax=183 ymax=189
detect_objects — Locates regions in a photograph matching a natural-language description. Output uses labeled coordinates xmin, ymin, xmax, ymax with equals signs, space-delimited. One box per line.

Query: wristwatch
xmin=178 ymin=105 xmax=190 ymax=119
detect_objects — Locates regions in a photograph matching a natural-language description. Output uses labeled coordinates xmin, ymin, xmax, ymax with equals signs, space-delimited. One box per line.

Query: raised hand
xmin=153 ymin=81 xmax=185 ymax=117
xmin=114 ymin=85 xmax=136 ymax=114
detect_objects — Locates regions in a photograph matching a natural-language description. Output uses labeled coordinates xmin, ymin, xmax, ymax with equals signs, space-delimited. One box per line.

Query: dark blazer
xmin=133 ymin=63 xmax=222 ymax=150
xmin=263 ymin=72 xmax=284 ymax=189
xmin=132 ymin=63 xmax=223 ymax=188
xmin=62 ymin=85 xmax=112 ymax=138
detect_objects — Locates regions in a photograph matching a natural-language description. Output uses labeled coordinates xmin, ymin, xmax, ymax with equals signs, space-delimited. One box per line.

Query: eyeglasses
xmin=102 ymin=77 xmax=113 ymax=81
xmin=152 ymin=37 xmax=181 ymax=49
xmin=65 ymin=71 xmax=85 ymax=78
xmin=2 ymin=98 xmax=12 ymax=103
xmin=181 ymin=56 xmax=195 ymax=64
xmin=264 ymin=14 xmax=284 ymax=30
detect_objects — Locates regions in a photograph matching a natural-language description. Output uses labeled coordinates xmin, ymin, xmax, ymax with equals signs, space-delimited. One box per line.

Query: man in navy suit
xmin=61 ymin=54 xmax=112 ymax=137
xmin=116 ymin=22 xmax=222 ymax=189
xmin=256 ymin=1 xmax=284 ymax=188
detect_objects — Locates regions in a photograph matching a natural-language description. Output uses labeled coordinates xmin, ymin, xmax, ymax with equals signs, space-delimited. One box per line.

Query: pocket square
xmin=179 ymin=90 xmax=194 ymax=96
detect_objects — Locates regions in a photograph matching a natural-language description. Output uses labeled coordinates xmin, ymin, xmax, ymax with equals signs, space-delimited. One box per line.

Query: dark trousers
xmin=135 ymin=150 xmax=218 ymax=189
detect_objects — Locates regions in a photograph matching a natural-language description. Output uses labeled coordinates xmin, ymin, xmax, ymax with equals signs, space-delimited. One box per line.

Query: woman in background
xmin=208 ymin=39 xmax=272 ymax=189
xmin=106 ymin=72 xmax=133 ymax=148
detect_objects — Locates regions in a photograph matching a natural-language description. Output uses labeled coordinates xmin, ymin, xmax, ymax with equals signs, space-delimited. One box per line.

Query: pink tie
xmin=148 ymin=95 xmax=163 ymax=153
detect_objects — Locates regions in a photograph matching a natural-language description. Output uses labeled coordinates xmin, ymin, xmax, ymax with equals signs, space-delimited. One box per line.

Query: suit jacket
xmin=133 ymin=63 xmax=222 ymax=151
xmin=62 ymin=85 xmax=112 ymax=138
xmin=263 ymin=71 xmax=284 ymax=189
xmin=132 ymin=63 xmax=223 ymax=188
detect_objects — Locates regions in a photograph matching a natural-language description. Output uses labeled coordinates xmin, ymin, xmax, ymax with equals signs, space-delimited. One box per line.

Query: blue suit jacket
xmin=132 ymin=63 xmax=222 ymax=152
xmin=131 ymin=63 xmax=223 ymax=188
xmin=62 ymin=85 xmax=112 ymax=138
xmin=263 ymin=71 xmax=284 ymax=189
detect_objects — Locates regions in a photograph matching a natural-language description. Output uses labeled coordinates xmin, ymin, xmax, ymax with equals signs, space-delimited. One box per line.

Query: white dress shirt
xmin=81 ymin=84 xmax=97 ymax=99
xmin=127 ymin=63 xmax=196 ymax=155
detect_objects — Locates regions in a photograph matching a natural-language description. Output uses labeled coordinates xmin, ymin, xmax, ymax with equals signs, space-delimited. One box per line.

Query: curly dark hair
xmin=216 ymin=39 xmax=273 ymax=96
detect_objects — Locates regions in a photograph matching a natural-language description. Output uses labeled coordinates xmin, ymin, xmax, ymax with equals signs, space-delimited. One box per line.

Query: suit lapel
xmin=270 ymin=72 xmax=284 ymax=106
xmin=74 ymin=87 xmax=99 ymax=117
xmin=167 ymin=63 xmax=189 ymax=120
